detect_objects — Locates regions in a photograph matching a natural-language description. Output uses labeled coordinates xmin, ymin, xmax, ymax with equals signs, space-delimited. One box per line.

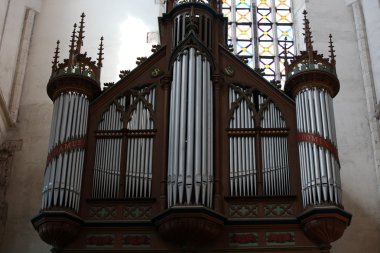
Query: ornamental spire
xmin=302 ymin=10 xmax=314 ymax=61
xmin=69 ymin=23 xmax=77 ymax=66
xmin=51 ymin=40 xmax=60 ymax=72
xmin=329 ymin=34 xmax=336 ymax=66
xmin=284 ymin=36 xmax=289 ymax=73
xmin=75 ymin=12 xmax=86 ymax=55
xmin=97 ymin=36 xmax=104 ymax=68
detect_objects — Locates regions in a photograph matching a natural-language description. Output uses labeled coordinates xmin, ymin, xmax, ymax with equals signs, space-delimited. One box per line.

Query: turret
xmin=33 ymin=13 xmax=102 ymax=248
xmin=284 ymin=10 xmax=351 ymax=246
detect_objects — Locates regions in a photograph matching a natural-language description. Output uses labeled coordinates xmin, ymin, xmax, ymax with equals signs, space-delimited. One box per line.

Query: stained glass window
xmin=222 ymin=0 xmax=295 ymax=86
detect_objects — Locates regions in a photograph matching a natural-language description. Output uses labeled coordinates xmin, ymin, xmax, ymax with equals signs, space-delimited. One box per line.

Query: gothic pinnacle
xmin=52 ymin=40 xmax=60 ymax=71
xmin=97 ymin=36 xmax=104 ymax=68
xmin=69 ymin=23 xmax=77 ymax=66
xmin=329 ymin=34 xmax=336 ymax=66
xmin=302 ymin=10 xmax=314 ymax=61
xmin=75 ymin=12 xmax=86 ymax=55
xmin=284 ymin=36 xmax=289 ymax=73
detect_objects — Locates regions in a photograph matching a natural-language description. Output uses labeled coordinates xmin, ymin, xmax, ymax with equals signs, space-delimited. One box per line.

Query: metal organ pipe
xmin=92 ymin=97 xmax=126 ymax=199
xmin=167 ymin=48 xmax=213 ymax=207
xmin=123 ymin=89 xmax=155 ymax=199
xmin=296 ymin=88 xmax=342 ymax=207
xmin=41 ymin=92 xmax=89 ymax=212
xmin=228 ymin=88 xmax=290 ymax=197
xmin=259 ymin=98 xmax=290 ymax=196
xmin=194 ymin=53 xmax=202 ymax=204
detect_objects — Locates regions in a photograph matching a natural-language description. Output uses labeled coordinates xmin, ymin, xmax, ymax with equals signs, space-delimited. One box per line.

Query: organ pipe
xmin=91 ymin=90 xmax=155 ymax=199
xmin=296 ymin=88 xmax=341 ymax=207
xmin=228 ymin=86 xmax=290 ymax=197
xmin=167 ymin=48 xmax=213 ymax=207
xmin=41 ymin=92 xmax=89 ymax=212
xmin=172 ymin=13 xmax=212 ymax=48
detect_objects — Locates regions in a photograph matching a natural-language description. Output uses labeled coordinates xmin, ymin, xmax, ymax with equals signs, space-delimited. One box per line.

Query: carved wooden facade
xmin=32 ymin=2 xmax=351 ymax=252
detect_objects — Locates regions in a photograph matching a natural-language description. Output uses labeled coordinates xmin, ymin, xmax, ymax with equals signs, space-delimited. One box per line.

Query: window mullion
xmin=270 ymin=0 xmax=281 ymax=81
xmin=252 ymin=0 xmax=260 ymax=69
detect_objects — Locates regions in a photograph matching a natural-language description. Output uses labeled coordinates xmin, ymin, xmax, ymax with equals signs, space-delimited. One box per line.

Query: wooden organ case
xmin=32 ymin=2 xmax=351 ymax=253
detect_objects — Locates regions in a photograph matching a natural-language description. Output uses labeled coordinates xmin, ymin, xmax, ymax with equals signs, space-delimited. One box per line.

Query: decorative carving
xmin=123 ymin=205 xmax=152 ymax=220
xmin=304 ymin=217 xmax=347 ymax=244
xmin=32 ymin=212 xmax=82 ymax=248
xmin=227 ymin=44 xmax=234 ymax=52
xmin=328 ymin=34 xmax=336 ymax=66
xmin=266 ymin=232 xmax=295 ymax=245
xmin=49 ymin=13 xmax=103 ymax=82
xmin=300 ymin=208 xmax=352 ymax=244
xmin=228 ymin=84 xmax=271 ymax=125
xmin=176 ymin=0 xmax=210 ymax=5
xmin=229 ymin=204 xmax=258 ymax=218
xmin=119 ymin=69 xmax=131 ymax=79
xmin=155 ymin=208 xmax=224 ymax=247
xmin=103 ymin=82 xmax=115 ymax=90
xmin=89 ymin=206 xmax=117 ymax=219
xmin=270 ymin=79 xmax=281 ymax=89
xmin=223 ymin=65 xmax=235 ymax=77
xmin=229 ymin=233 xmax=258 ymax=246
xmin=238 ymin=55 xmax=248 ymax=64
xmin=151 ymin=44 xmax=162 ymax=53
xmin=254 ymin=67 xmax=265 ymax=76
xmin=264 ymin=204 xmax=294 ymax=217
xmin=87 ymin=234 xmax=115 ymax=247
xmin=115 ymin=85 xmax=156 ymax=126
xmin=123 ymin=235 xmax=151 ymax=247
xmin=136 ymin=57 xmax=148 ymax=66
xmin=52 ymin=40 xmax=60 ymax=71
xmin=97 ymin=36 xmax=104 ymax=68
xmin=151 ymin=67 xmax=163 ymax=78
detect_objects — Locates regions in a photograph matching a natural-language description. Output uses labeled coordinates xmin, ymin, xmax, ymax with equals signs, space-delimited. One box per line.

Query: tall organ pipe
xmin=167 ymin=48 xmax=213 ymax=207
xmin=295 ymin=88 xmax=341 ymax=207
xmin=41 ymin=92 xmax=89 ymax=212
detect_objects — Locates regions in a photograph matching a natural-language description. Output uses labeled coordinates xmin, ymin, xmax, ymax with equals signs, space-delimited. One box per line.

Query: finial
xmin=284 ymin=36 xmax=289 ymax=73
xmin=69 ymin=23 xmax=77 ymax=66
xmin=302 ymin=10 xmax=314 ymax=61
xmin=75 ymin=12 xmax=86 ymax=55
xmin=186 ymin=5 xmax=198 ymax=33
xmin=329 ymin=33 xmax=336 ymax=66
xmin=52 ymin=40 xmax=60 ymax=71
xmin=97 ymin=36 xmax=104 ymax=68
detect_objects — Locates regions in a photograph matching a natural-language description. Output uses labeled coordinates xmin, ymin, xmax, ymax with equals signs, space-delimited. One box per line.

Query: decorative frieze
xmin=123 ymin=234 xmax=151 ymax=247
xmin=229 ymin=233 xmax=258 ymax=247
xmin=123 ymin=205 xmax=152 ymax=220
xmin=86 ymin=234 xmax=115 ymax=247
xmin=229 ymin=204 xmax=258 ymax=218
xmin=266 ymin=232 xmax=295 ymax=246
xmin=264 ymin=204 xmax=294 ymax=217
xmin=89 ymin=206 xmax=117 ymax=219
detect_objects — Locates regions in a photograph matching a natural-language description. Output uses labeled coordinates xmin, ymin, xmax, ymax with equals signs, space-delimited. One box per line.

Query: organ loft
xmin=31 ymin=1 xmax=351 ymax=252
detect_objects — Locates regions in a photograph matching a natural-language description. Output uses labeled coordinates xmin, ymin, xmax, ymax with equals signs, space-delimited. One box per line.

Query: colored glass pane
xmin=222 ymin=0 xmax=294 ymax=87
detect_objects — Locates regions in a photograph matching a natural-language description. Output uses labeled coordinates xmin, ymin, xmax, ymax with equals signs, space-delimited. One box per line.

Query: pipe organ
xmin=33 ymin=4 xmax=351 ymax=253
